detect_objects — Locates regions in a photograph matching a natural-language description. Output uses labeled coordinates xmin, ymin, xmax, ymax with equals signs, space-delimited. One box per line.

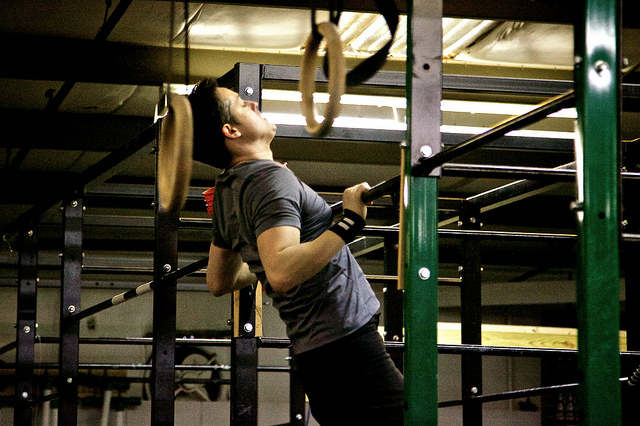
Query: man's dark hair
xmin=188 ymin=78 xmax=236 ymax=169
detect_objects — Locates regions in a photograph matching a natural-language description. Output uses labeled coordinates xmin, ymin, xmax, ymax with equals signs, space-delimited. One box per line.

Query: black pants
xmin=294 ymin=315 xmax=404 ymax=425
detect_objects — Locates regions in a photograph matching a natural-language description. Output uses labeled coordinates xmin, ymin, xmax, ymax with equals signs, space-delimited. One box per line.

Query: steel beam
xmin=150 ymin=208 xmax=179 ymax=425
xmin=460 ymin=203 xmax=483 ymax=424
xmin=14 ymin=225 xmax=38 ymax=426
xmin=58 ymin=192 xmax=84 ymax=425
xmin=384 ymin=234 xmax=404 ymax=372
xmin=289 ymin=349 xmax=306 ymax=425
xmin=574 ymin=0 xmax=622 ymax=423
xmin=402 ymin=0 xmax=442 ymax=423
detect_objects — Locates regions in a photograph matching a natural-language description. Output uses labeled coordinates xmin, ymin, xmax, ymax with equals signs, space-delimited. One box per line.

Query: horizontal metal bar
xmin=6 ymin=336 xmax=640 ymax=360
xmin=1 ymin=362 xmax=289 ymax=372
xmin=438 ymin=344 xmax=640 ymax=360
xmin=445 ymin=163 xmax=640 ymax=182
xmin=440 ymin=376 xmax=630 ymax=407
xmin=444 ymin=163 xmax=576 ymax=182
xmin=263 ymin=65 xmax=574 ymax=95
xmin=263 ymin=65 xmax=640 ymax=96
xmin=332 ymin=176 xmax=402 ymax=214
xmin=438 ymin=229 xmax=577 ymax=241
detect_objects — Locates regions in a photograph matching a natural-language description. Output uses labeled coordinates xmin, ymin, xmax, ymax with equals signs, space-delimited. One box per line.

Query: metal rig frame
xmin=4 ymin=0 xmax=638 ymax=424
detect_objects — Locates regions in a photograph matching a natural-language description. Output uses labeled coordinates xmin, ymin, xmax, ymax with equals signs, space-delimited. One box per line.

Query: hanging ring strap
xmin=158 ymin=94 xmax=193 ymax=212
xmin=299 ymin=21 xmax=346 ymax=138
xmin=322 ymin=0 xmax=399 ymax=87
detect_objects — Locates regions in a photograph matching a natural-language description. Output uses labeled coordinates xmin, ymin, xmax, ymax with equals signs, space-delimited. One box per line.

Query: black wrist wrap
xmin=329 ymin=209 xmax=366 ymax=244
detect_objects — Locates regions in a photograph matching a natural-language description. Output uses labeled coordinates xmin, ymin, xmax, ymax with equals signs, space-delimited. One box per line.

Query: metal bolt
xmin=27 ymin=230 xmax=33 ymax=237
xmin=595 ymin=60 xmax=609 ymax=75
xmin=623 ymin=57 xmax=630 ymax=67
xmin=22 ymin=391 xmax=29 ymax=399
xmin=227 ymin=319 xmax=233 ymax=326
xmin=458 ymin=265 xmax=464 ymax=272
xmin=163 ymin=264 xmax=172 ymax=272
xmin=68 ymin=305 xmax=76 ymax=313
xmin=469 ymin=217 xmax=476 ymax=224
xmin=574 ymin=55 xmax=583 ymax=65
xmin=470 ymin=386 xmax=478 ymax=395
xmin=393 ymin=335 xmax=400 ymax=341
xmin=71 ymin=200 xmax=78 ymax=208
xmin=296 ymin=414 xmax=303 ymax=420
xmin=244 ymin=87 xmax=254 ymax=96
xmin=418 ymin=267 xmax=431 ymax=280
xmin=622 ymin=220 xmax=629 ymax=227
xmin=23 ymin=326 xmax=31 ymax=334
xmin=420 ymin=145 xmax=433 ymax=158
xmin=67 ymin=377 xmax=73 ymax=384
xmin=243 ymin=323 xmax=254 ymax=333
xmin=457 ymin=221 xmax=463 ymax=228
xmin=570 ymin=201 xmax=584 ymax=212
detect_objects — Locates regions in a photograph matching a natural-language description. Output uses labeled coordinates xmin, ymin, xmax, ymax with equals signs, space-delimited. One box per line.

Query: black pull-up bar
xmin=412 ymin=92 xmax=576 ymax=177
xmin=64 ymin=257 xmax=208 ymax=325
xmin=331 ymin=175 xmax=401 ymax=214
xmin=332 ymin=87 xmax=579 ymax=215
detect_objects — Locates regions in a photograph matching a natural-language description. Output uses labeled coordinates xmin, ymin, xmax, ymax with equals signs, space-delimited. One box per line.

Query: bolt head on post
xmin=420 ymin=145 xmax=433 ymax=158
xmin=163 ymin=264 xmax=172 ymax=273
xmin=418 ymin=267 xmax=431 ymax=280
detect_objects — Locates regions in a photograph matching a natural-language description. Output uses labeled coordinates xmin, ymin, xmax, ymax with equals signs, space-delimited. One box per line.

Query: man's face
xmin=216 ymin=87 xmax=276 ymax=142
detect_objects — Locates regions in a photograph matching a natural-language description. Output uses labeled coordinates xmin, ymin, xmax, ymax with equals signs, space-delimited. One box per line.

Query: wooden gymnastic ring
xmin=158 ymin=94 xmax=193 ymax=212
xmin=299 ymin=21 xmax=346 ymax=138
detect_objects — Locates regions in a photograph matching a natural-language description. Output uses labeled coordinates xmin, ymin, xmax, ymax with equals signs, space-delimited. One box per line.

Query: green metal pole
xmin=404 ymin=0 xmax=442 ymax=423
xmin=402 ymin=175 xmax=439 ymax=424
xmin=574 ymin=0 xmax=621 ymax=423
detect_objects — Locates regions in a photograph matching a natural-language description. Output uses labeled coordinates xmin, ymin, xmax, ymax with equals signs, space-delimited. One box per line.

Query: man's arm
xmin=206 ymin=243 xmax=256 ymax=297
xmin=256 ymin=182 xmax=370 ymax=293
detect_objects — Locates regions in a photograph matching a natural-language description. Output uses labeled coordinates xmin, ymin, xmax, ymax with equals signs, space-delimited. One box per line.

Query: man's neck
xmin=228 ymin=150 xmax=274 ymax=168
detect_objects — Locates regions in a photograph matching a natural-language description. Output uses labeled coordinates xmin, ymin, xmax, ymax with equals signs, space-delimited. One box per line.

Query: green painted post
xmin=404 ymin=0 xmax=442 ymax=423
xmin=574 ymin=0 xmax=621 ymax=423
xmin=402 ymin=175 xmax=439 ymax=424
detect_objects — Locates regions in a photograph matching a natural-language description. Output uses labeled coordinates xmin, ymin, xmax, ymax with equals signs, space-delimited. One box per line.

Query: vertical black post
xmin=460 ymin=202 xmax=482 ymax=425
xmin=231 ymin=333 xmax=259 ymax=425
xmin=222 ymin=62 xmax=262 ymax=426
xmin=231 ymin=284 xmax=258 ymax=425
xmin=151 ymin=207 xmax=179 ymax=425
xmin=59 ymin=192 xmax=83 ymax=425
xmin=14 ymin=224 xmax=38 ymax=426
xmin=384 ymin=233 xmax=404 ymax=371
xmin=289 ymin=348 xmax=306 ymax=425
xmin=622 ymin=142 xmax=640 ymax=424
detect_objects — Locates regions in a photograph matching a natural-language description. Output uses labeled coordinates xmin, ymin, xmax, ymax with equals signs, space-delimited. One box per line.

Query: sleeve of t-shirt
xmin=211 ymin=216 xmax=230 ymax=249
xmin=243 ymin=166 xmax=303 ymax=239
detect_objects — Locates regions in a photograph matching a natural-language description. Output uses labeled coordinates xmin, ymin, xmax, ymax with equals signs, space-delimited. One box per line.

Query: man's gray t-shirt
xmin=211 ymin=159 xmax=380 ymax=354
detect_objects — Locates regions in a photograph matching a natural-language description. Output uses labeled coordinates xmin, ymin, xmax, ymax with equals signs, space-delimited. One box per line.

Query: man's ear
xmin=222 ymin=123 xmax=241 ymax=139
